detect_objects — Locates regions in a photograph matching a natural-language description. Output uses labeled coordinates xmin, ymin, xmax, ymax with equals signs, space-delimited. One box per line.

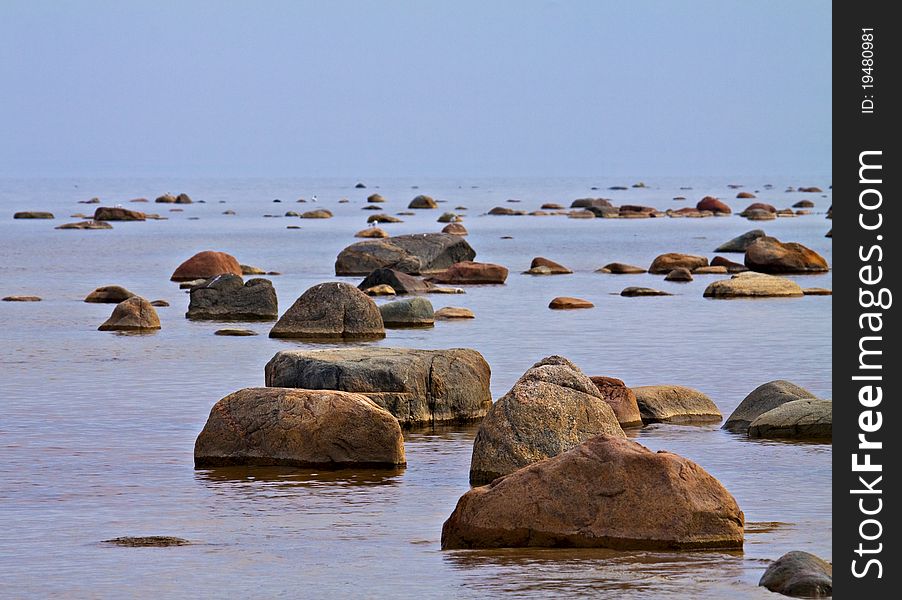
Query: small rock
xmin=155 ymin=194 xmax=177 ymax=203
xmin=363 ymin=284 xmax=396 ymax=296
xmin=355 ymin=227 xmax=389 ymax=238
xmin=692 ymin=266 xmax=728 ymax=275
xmin=745 ymin=209 xmax=777 ymax=221
xmin=171 ymin=251 xmax=242 ymax=282
xmin=648 ymin=253 xmax=708 ymax=274
xmin=93 ymin=207 xmax=145 ymax=221
xmin=696 ymin=196 xmax=731 ymax=214
xmin=300 ymin=209 xmax=333 ymax=219
xmin=357 ymin=268 xmax=433 ymax=294
xmin=633 ymin=385 xmax=721 ymax=424
xmin=214 ymin=328 xmax=258 ymax=336
xmin=759 ymin=551 xmax=832 ymax=597
xmin=664 ymin=268 xmax=693 ymax=282
xmin=2 ymin=295 xmax=42 ymax=302
xmin=714 ymin=230 xmax=767 ymax=253
xmin=378 ymin=296 xmax=434 ymax=327
xmin=409 ymin=195 xmax=438 ymax=209
xmin=568 ymin=209 xmax=595 ymax=219
xmin=524 ymin=257 xmax=572 ymax=275
xmin=84 ymin=285 xmax=136 ymax=304
xmin=366 ymin=214 xmax=402 ymax=223
xmin=570 ymin=198 xmax=612 ymax=209
xmin=240 ymin=264 xmax=266 ymax=275
xmin=55 ymin=220 xmax=113 ymax=230
xmin=150 ymin=300 xmax=169 ymax=307
xmin=367 ymin=194 xmax=385 ymax=203
xmin=723 ymin=380 xmax=818 ymax=433
xmin=549 ymin=297 xmax=593 ymax=309
xmin=703 ymin=272 xmax=804 ymax=298
xmin=740 ymin=202 xmax=777 ymax=216
xmin=597 ymin=263 xmax=646 ymax=274
xmin=792 ymin=199 xmax=815 ymax=208
xmin=102 ymin=536 xmax=189 ymax=547
xmin=14 ymin=211 xmax=54 ymax=219
xmin=748 ymin=399 xmax=832 ymax=441
xmin=428 ymin=261 xmax=508 ymax=285
xmin=437 ymin=212 xmax=460 ymax=223
xmin=434 ymin=307 xmax=474 ymax=319
xmin=797 ymin=186 xmax=822 ymax=193
xmin=488 ymin=206 xmax=525 ymax=216
xmin=802 ymin=288 xmax=832 ymax=296
xmin=736 ymin=191 xmax=756 ymax=199
xmin=711 ymin=256 xmax=748 ymax=273
xmin=441 ymin=223 xmax=468 ymax=236
xmin=541 ymin=203 xmax=564 ymax=209
xmin=98 ymin=297 xmax=161 ymax=332
xmin=620 ymin=287 xmax=672 ymax=297
xmin=589 ymin=376 xmax=642 ymax=427
xmin=179 ymin=279 xmax=208 ymax=289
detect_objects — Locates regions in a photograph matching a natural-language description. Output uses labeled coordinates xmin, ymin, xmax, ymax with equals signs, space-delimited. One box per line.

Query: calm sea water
xmin=1 ymin=177 xmax=831 ymax=598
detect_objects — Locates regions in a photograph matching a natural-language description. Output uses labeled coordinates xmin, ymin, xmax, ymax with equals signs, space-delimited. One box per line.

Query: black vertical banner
xmin=834 ymin=2 xmax=900 ymax=595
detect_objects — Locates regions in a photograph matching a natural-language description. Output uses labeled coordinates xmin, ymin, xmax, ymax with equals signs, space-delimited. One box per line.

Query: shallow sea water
xmin=0 ymin=176 xmax=831 ymax=598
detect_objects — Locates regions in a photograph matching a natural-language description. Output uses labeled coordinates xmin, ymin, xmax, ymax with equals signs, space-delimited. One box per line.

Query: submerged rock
xmin=748 ymin=399 xmax=832 ymax=441
xmin=469 ymin=356 xmax=625 ymax=484
xmin=703 ymin=272 xmax=804 ymax=298
xmin=84 ymin=285 xmax=136 ymax=304
xmin=194 ymin=387 xmax=406 ymax=468
xmin=434 ymin=306 xmax=475 ymax=319
xmin=759 ymin=551 xmax=832 ymax=597
xmin=664 ymin=268 xmax=693 ymax=282
xmin=170 ymin=251 xmax=243 ymax=282
xmin=723 ymin=380 xmax=818 ymax=433
xmin=300 ymin=209 xmax=333 ymax=219
xmin=2 ymin=295 xmax=42 ymax=302
xmin=711 ymin=255 xmax=748 ymax=273
xmin=378 ymin=297 xmax=435 ymax=327
xmin=264 ymin=347 xmax=492 ymax=427
xmin=102 ymin=536 xmax=189 ymax=547
xmin=98 ymin=297 xmax=161 ymax=332
xmin=441 ymin=223 xmax=468 ymax=236
xmin=93 ymin=207 xmax=146 ymax=221
xmin=632 ymin=385 xmax=721 ymax=424
xmin=14 ymin=211 xmax=54 ymax=219
xmin=55 ymin=220 xmax=113 ymax=230
xmin=187 ymin=275 xmax=278 ymax=321
xmin=355 ymin=227 xmax=389 ymax=238
xmin=444 ymin=435 xmax=744 ymax=550
xmin=214 ymin=328 xmax=258 ymax=336
xmin=620 ymin=287 xmax=672 ymax=297
xmin=269 ymin=282 xmax=384 ymax=340
xmin=648 ymin=253 xmax=708 ymax=274
xmin=696 ymin=196 xmax=731 ymax=214
xmin=524 ymin=257 xmax=572 ymax=275
xmin=549 ymin=297 xmax=593 ymax=309
xmin=409 ymin=195 xmax=438 ymax=209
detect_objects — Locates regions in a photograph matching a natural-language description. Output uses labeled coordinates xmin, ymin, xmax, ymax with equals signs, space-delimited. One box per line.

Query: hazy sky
xmin=0 ymin=1 xmax=831 ymax=178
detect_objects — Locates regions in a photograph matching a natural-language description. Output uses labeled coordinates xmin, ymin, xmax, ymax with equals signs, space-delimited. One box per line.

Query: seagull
xmin=312 ymin=195 xmax=318 ymax=203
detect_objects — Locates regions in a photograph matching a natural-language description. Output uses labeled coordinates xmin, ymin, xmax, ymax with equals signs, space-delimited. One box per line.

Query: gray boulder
xmin=714 ymin=229 xmax=767 ymax=253
xmin=748 ymin=399 xmax=832 ymax=441
xmin=723 ymin=380 xmax=818 ymax=432
xmin=264 ymin=347 xmax=492 ymax=427
xmin=357 ymin=268 xmax=433 ymax=294
xmin=378 ymin=297 xmax=434 ymax=327
xmin=469 ymin=356 xmax=625 ymax=484
xmin=186 ymin=274 xmax=278 ymax=321
xmin=759 ymin=551 xmax=832 ymax=597
xmin=335 ymin=233 xmax=476 ymax=276
xmin=633 ymin=385 xmax=721 ymax=424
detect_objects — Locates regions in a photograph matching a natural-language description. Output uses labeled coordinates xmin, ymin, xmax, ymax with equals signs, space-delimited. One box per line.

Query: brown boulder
xmin=441 ymin=223 xmax=468 ymax=235
xmin=736 ymin=191 xmax=756 ymax=199
xmin=194 ymin=388 xmax=405 ymax=468
xmin=170 ymin=251 xmax=242 ymax=282
xmin=93 ymin=207 xmax=146 ymax=221
xmin=711 ymin=255 xmax=748 ymax=273
xmin=596 ymin=263 xmax=646 ymax=274
xmin=428 ymin=261 xmax=508 ymax=284
xmin=633 ymin=385 xmax=721 ymax=424
xmin=84 ymin=285 xmax=136 ymax=304
xmin=269 ymin=282 xmax=384 ymax=340
xmin=648 ymin=253 xmax=708 ymax=274
xmin=98 ymin=296 xmax=161 ymax=331
xmin=335 ymin=233 xmax=474 ymax=275
xmin=740 ymin=202 xmax=777 ymax=215
xmin=703 ymin=272 xmax=805 ymax=298
xmin=14 ymin=211 xmax=54 ymax=219
xmin=797 ymin=186 xmax=822 ymax=193
xmin=469 ymin=356 xmax=625 ymax=484
xmin=300 ymin=209 xmax=333 ymax=219
xmin=664 ymin=268 xmax=693 ymax=282
xmin=589 ymin=376 xmax=642 ymax=427
xmin=549 ymin=297 xmax=593 ymax=309
xmin=744 ymin=237 xmax=829 ymax=273
xmin=696 ymin=196 xmax=731 ymax=214
xmin=692 ymin=266 xmax=728 ymax=274
xmin=355 ymin=227 xmax=389 ymax=238
xmin=55 ymin=220 xmax=112 ymax=230
xmin=793 ymin=199 xmax=815 ymax=208
xmin=357 ymin=268 xmax=433 ymax=294
xmin=434 ymin=307 xmax=475 ymax=319
xmin=443 ymin=435 xmax=744 ymax=550
xmin=367 ymin=193 xmax=385 ymax=203
xmin=409 ymin=195 xmax=438 ymax=209
xmin=2 ymin=295 xmax=42 ymax=302
xmin=366 ymin=213 xmax=402 ymax=223
xmin=525 ymin=257 xmax=572 ymax=275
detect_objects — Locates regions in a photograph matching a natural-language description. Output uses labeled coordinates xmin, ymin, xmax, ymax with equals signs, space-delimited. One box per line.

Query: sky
xmin=0 ymin=0 xmax=832 ymax=178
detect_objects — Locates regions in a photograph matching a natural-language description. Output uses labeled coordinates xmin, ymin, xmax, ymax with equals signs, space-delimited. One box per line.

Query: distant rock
xmin=300 ymin=209 xmax=333 ymax=219
xmin=541 ymin=203 xmax=564 ymax=209
xmin=14 ymin=211 xmax=54 ymax=219
xmin=367 ymin=193 xmax=385 ymax=203
xmin=633 ymin=385 xmax=721 ymax=424
xmin=441 ymin=223 xmax=468 ymax=235
xmin=696 ymin=196 xmax=731 ymax=214
xmin=409 ymin=195 xmax=438 ymax=209
xmin=620 ymin=205 xmax=661 ymax=218
xmin=98 ymin=297 xmax=161 ymax=332
xmin=469 ymin=356 xmax=625 ymax=484
xmin=590 ymin=376 xmax=643 ymax=427
xmin=723 ymin=380 xmax=818 ymax=433
xmin=427 ymin=261 xmax=508 ymax=284
xmin=748 ymin=399 xmax=832 ymax=441
xmin=488 ymin=206 xmax=525 ymax=216
xmin=444 ymin=435 xmax=744 ymax=550
xmin=171 ymin=251 xmax=242 ymax=282
xmin=664 ymin=268 xmax=693 ymax=282
xmin=214 ymin=328 xmax=258 ymax=336
xmin=648 ymin=253 xmax=708 ymax=274
xmin=103 ymin=536 xmax=189 ymax=547
xmin=2 ymin=295 xmax=42 ymax=302
xmin=187 ymin=275 xmax=278 ymax=321
xmin=549 ymin=297 xmax=593 ymax=309
xmin=736 ymin=192 xmax=756 ymax=199
xmin=150 ymin=300 xmax=169 ymax=307
xmin=378 ymin=296 xmax=434 ymax=327
xmin=155 ymin=194 xmax=177 ymax=203
xmin=711 ymin=255 xmax=748 ymax=273
xmin=355 ymin=227 xmax=389 ymax=238
xmin=264 ymin=347 xmax=492 ymax=427
xmin=759 ymin=551 xmax=832 ymax=597
xmin=336 ymin=233 xmax=475 ymax=276
xmin=568 ymin=209 xmax=595 ymax=219
xmin=269 ymin=282 xmax=384 ymax=340
xmin=357 ymin=267 xmax=433 ymax=294
xmin=597 ymin=262 xmax=646 ymax=274
xmin=797 ymin=186 xmax=822 ymax=193
xmin=363 ymin=284 xmax=396 ymax=296
xmin=434 ymin=307 xmax=475 ymax=319
xmin=803 ymin=287 xmax=832 ymax=296
xmin=739 ymin=203 xmax=777 ymax=216
xmin=745 ymin=209 xmax=777 ymax=221
xmin=175 ymin=193 xmax=192 ymax=204
xmin=744 ymin=237 xmax=829 ymax=274
xmin=55 ymin=220 xmax=112 ymax=230
xmin=79 ymin=197 xmax=101 ymax=204
xmin=84 ymin=285 xmax=136 ymax=304
xmin=714 ymin=229 xmax=767 ymax=253
xmin=570 ymin=198 xmax=612 ymax=208
xmin=524 ymin=257 xmax=572 ymax=275
xmin=692 ymin=266 xmax=728 ymax=274
xmin=792 ymin=199 xmax=815 ymax=208
xmin=367 ymin=214 xmax=403 ymax=223
xmin=194 ymin=387 xmax=406 ymax=468
xmin=93 ymin=207 xmax=146 ymax=221
xmin=437 ymin=212 xmax=460 ymax=223
xmin=585 ymin=205 xmax=620 ymax=218
xmin=703 ymin=272 xmax=805 ymax=298
xmin=620 ymin=287 xmax=672 ymax=297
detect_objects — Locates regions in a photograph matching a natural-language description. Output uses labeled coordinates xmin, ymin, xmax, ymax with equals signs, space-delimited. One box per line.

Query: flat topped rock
xmin=524 ymin=257 xmax=571 ymax=275
xmin=469 ymin=356 xmax=625 ymax=485
xmin=597 ymin=262 xmax=646 ymax=274
xmin=357 ymin=268 xmax=433 ymax=295
xmin=98 ymin=296 xmax=161 ymax=332
xmin=93 ymin=207 xmax=146 ymax=221
xmin=444 ymin=435 xmax=744 ymax=551
xmin=633 ymin=385 xmax=721 ymax=424
xmin=378 ymin=296 xmax=434 ymax=327
xmin=723 ymin=380 xmax=818 ymax=433
xmin=549 ymin=297 xmax=593 ymax=309
xmin=620 ymin=287 xmax=672 ymax=297
xmin=194 ymin=387 xmax=406 ymax=468
xmin=748 ymin=399 xmax=832 ymax=441
xmin=214 ymin=328 xmax=258 ymax=336
xmin=3 ymin=295 xmax=42 ymax=301
xmin=759 ymin=551 xmax=832 ymax=597
xmin=428 ymin=261 xmax=508 ymax=284
xmin=335 ymin=233 xmax=476 ymax=276
xmin=434 ymin=307 xmax=474 ymax=319
xmin=187 ymin=275 xmax=278 ymax=321
xmin=14 ymin=211 xmax=54 ymax=219
xmin=704 ymin=272 xmax=804 ymax=298
xmin=269 ymin=282 xmax=384 ymax=340
xmin=102 ymin=536 xmax=190 ymax=547
xmin=56 ymin=220 xmax=113 ymax=230
xmin=264 ymin=347 xmax=492 ymax=427
xmin=649 ymin=253 xmax=708 ymax=274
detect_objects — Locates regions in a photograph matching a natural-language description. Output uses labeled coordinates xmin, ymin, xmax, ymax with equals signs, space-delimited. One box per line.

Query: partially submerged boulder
xmin=714 ymin=229 xmax=767 ymax=253
xmin=170 ymin=251 xmax=242 ymax=282
xmin=357 ymin=268 xmax=433 ymax=295
xmin=335 ymin=233 xmax=476 ymax=275
xmin=620 ymin=287 xmax=671 ymax=297
xmin=549 ymin=297 xmax=594 ymax=309
xmin=55 ymin=220 xmax=112 ymax=230
xmin=696 ymin=196 xmax=731 ymax=214
xmin=597 ymin=263 xmax=646 ymax=274
xmin=434 ymin=307 xmax=475 ymax=319
xmin=469 ymin=356 xmax=625 ymax=484
xmin=723 ymin=380 xmax=818 ymax=433
xmin=378 ymin=296 xmax=434 ymax=327
xmin=759 ymin=551 xmax=832 ymax=597
xmin=524 ymin=257 xmax=572 ymax=275
xmin=704 ymin=272 xmax=805 ymax=298
xmin=443 ymin=435 xmax=744 ymax=550
xmin=648 ymin=253 xmax=708 ymax=274
xmin=589 ymin=376 xmax=642 ymax=427
xmin=748 ymin=399 xmax=832 ymax=441
xmin=664 ymin=268 xmax=693 ymax=282
xmin=264 ymin=347 xmax=492 ymax=427
xmin=744 ymin=237 xmax=829 ymax=274
xmin=441 ymin=223 xmax=468 ymax=236
xmin=632 ymin=385 xmax=721 ymax=424
xmin=98 ymin=297 xmax=161 ymax=332
xmin=427 ymin=261 xmax=508 ymax=284
xmin=409 ymin=195 xmax=438 ymax=209
xmin=269 ymin=282 xmax=384 ymax=340
xmin=186 ymin=275 xmax=278 ymax=321
xmin=194 ymin=388 xmax=405 ymax=468
xmin=93 ymin=207 xmax=145 ymax=221
xmin=84 ymin=285 xmax=136 ymax=304
xmin=14 ymin=211 xmax=54 ymax=219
